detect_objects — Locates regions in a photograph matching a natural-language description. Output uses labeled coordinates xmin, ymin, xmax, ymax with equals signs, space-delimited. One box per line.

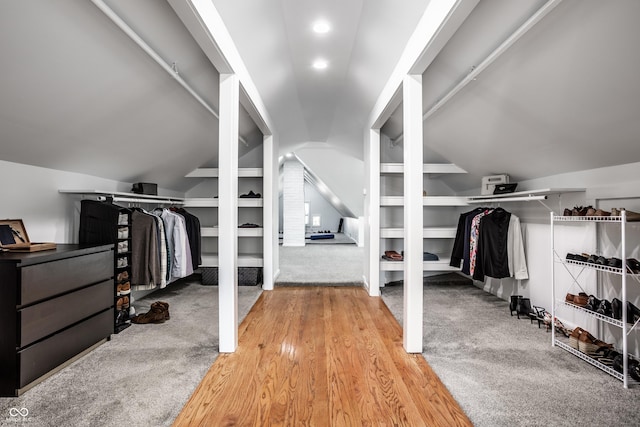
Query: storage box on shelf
xmin=551 ymin=211 xmax=640 ymax=388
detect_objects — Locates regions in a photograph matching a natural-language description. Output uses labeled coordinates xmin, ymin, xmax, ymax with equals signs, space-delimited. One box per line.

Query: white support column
xmin=262 ymin=134 xmax=277 ymax=290
xmin=218 ymin=73 xmax=239 ymax=352
xmin=403 ymin=74 xmax=424 ymax=353
xmin=282 ymin=161 xmax=305 ymax=246
xmin=365 ymin=128 xmax=381 ymax=296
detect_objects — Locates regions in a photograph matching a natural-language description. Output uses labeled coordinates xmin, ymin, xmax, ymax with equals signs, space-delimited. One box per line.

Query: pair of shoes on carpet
xmin=132 ymin=301 xmax=170 ymax=324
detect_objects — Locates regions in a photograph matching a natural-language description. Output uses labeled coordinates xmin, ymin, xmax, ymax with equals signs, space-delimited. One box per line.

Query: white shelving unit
xmin=185 ymin=167 xmax=265 ymax=271
xmin=184 ymin=169 xmax=219 ymax=269
xmin=237 ymin=167 xmax=264 ymax=271
xmin=551 ymin=211 xmax=639 ymax=388
xmin=378 ymin=162 xmax=467 ymax=283
xmin=183 ymin=198 xmax=219 ymax=208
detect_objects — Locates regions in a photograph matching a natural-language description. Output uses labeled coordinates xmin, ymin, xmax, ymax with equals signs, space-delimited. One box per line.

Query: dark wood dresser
xmin=0 ymin=244 xmax=114 ymax=396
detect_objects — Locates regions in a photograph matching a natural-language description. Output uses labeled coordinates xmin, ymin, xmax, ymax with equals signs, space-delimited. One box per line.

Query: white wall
xmin=343 ymin=216 xmax=364 ymax=247
xmin=0 ymin=159 xmax=187 ymax=244
xmin=303 ymin=181 xmax=343 ymax=233
xmin=0 ymin=160 xmax=135 ymax=243
xmin=473 ymin=161 xmax=640 ymax=320
xmin=295 ymin=146 xmax=365 ymax=217
xmin=282 ymin=160 xmax=305 ymax=246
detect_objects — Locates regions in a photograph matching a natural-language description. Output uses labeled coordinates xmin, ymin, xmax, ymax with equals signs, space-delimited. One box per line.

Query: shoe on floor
xmin=132 ymin=303 xmax=167 ymax=324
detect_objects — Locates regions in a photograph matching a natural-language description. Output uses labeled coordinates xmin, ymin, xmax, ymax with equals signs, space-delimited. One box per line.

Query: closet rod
xmin=90 ymin=0 xmax=248 ymax=147
xmin=110 ymin=196 xmax=184 ymax=205
xmin=422 ymin=0 xmax=563 ymax=121
xmin=467 ymin=195 xmax=547 ymax=204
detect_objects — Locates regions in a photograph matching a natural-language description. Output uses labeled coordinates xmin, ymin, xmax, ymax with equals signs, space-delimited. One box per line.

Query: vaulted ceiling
xmin=1 ymin=0 xmax=639 ymax=197
xmin=383 ymin=0 xmax=640 ymax=191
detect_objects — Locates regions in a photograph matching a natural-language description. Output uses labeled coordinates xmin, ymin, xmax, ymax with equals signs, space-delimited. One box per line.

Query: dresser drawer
xmin=18 ymin=309 xmax=112 ymax=389
xmin=19 ymin=250 xmax=113 ymax=305
xmin=18 ymin=279 xmax=113 ymax=347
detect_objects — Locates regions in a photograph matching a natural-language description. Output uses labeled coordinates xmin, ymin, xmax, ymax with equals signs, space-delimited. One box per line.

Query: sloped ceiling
xmin=383 ymin=0 xmax=640 ymax=192
xmin=2 ymin=0 xmax=639 ymax=198
xmin=212 ymin=0 xmax=432 ymax=158
xmin=0 ymin=0 xmax=260 ymax=192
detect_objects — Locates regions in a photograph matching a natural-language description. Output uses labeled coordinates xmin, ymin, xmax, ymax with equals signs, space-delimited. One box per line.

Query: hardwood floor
xmin=173 ymin=287 xmax=471 ymax=426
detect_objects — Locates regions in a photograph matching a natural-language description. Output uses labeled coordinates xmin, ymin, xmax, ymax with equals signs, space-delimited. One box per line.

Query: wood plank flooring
xmin=173 ymin=287 xmax=471 ymax=426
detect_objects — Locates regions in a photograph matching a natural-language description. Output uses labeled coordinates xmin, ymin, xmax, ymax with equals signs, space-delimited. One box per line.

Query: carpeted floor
xmin=304 ymin=232 xmax=356 ymax=244
xmin=0 ymin=278 xmax=262 ymax=427
xmin=276 ymin=244 xmax=364 ymax=285
xmin=381 ymin=274 xmax=640 ymax=427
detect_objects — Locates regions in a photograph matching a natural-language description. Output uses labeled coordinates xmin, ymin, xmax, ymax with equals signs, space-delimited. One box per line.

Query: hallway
xmin=276 ymin=242 xmax=364 ymax=285
xmin=173 ymin=286 xmax=470 ymax=426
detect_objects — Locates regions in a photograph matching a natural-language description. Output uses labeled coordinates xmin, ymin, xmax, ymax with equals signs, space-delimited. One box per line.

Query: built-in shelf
xmin=380 ymin=227 xmax=457 ymax=239
xmin=381 ymin=196 xmax=468 ymax=206
xmin=183 ymin=198 xmax=264 ymax=208
xmin=201 ymin=227 xmax=218 ymax=237
xmin=59 ymin=190 xmax=185 ymax=205
xmin=380 ymin=163 xmax=467 ymax=174
xmin=185 ymin=167 xmax=263 ymax=178
xmin=183 ymin=198 xmax=219 ymax=208
xmin=200 ymin=227 xmax=275 ymax=238
xmin=238 ymin=199 xmax=263 ymax=207
xmin=238 ymin=228 xmax=263 ymax=237
xmin=201 ymin=253 xmax=264 ymax=268
xmin=380 ymin=256 xmax=459 ymax=272
xmin=466 ymin=188 xmax=584 ymax=204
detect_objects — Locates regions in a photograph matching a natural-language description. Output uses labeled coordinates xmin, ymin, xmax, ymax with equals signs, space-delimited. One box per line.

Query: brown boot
xmin=152 ymin=301 xmax=170 ymax=320
xmin=131 ymin=304 xmax=166 ymax=324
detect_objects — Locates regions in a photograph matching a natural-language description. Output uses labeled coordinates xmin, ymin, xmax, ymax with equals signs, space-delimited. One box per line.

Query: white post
xmin=262 ymin=134 xmax=277 ymax=290
xmin=282 ymin=161 xmax=305 ymax=246
xmin=366 ymin=128 xmax=381 ymax=296
xmin=218 ymin=73 xmax=239 ymax=352
xmin=403 ymin=74 xmax=424 ymax=353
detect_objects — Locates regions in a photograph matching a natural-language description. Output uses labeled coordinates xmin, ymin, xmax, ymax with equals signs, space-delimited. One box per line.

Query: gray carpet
xmin=276 ymin=244 xmax=364 ymax=285
xmin=381 ymin=274 xmax=640 ymax=427
xmin=0 ymin=279 xmax=262 ymax=427
xmin=304 ymin=232 xmax=356 ymax=244
xmin=278 ymin=232 xmax=357 ymax=245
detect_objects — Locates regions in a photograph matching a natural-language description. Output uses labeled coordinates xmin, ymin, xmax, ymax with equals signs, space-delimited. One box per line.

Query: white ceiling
xmin=212 ymin=0 xmax=432 ymax=158
xmin=1 ymin=0 xmax=639 ymax=197
xmin=382 ymin=0 xmax=640 ymax=191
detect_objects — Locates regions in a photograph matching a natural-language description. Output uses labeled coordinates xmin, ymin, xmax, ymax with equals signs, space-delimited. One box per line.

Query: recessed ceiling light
xmin=312 ymin=59 xmax=328 ymax=70
xmin=312 ymin=20 xmax=331 ymax=34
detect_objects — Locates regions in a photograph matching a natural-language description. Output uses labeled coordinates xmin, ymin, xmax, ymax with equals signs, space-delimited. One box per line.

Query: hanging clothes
xmin=173 ymin=208 xmax=202 ymax=270
xmin=450 ymin=207 xmax=529 ymax=281
xmin=474 ymin=208 xmax=510 ymax=281
xmin=131 ymin=209 xmax=161 ymax=289
xmin=469 ymin=209 xmax=493 ymax=277
xmin=149 ymin=211 xmax=168 ymax=288
xmin=507 ymin=214 xmax=529 ymax=280
xmin=450 ymin=207 xmax=484 ymax=269
xmin=159 ymin=208 xmax=193 ymax=282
